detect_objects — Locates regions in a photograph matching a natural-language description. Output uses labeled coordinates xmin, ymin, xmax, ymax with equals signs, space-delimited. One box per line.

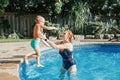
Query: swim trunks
xmin=31 ymin=39 xmax=40 ymax=48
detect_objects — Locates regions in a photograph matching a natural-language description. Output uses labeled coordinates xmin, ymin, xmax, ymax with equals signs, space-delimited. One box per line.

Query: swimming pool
xmin=19 ymin=44 xmax=120 ymax=80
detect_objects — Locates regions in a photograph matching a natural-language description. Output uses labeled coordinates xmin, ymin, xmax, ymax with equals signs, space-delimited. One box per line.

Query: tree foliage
xmin=1 ymin=0 xmax=120 ymax=35
xmin=4 ymin=0 xmax=120 ymax=16
xmin=68 ymin=2 xmax=91 ymax=34
xmin=5 ymin=0 xmax=55 ymax=14
xmin=83 ymin=0 xmax=120 ymax=16
xmin=0 ymin=0 xmax=9 ymax=16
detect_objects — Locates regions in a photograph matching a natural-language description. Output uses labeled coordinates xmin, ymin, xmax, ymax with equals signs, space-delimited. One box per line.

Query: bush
xmin=45 ymin=21 xmax=69 ymax=39
xmin=0 ymin=33 xmax=6 ymax=39
xmin=83 ymin=22 xmax=103 ymax=35
xmin=94 ymin=34 xmax=101 ymax=39
xmin=8 ymin=32 xmax=19 ymax=39
xmin=103 ymin=34 xmax=110 ymax=39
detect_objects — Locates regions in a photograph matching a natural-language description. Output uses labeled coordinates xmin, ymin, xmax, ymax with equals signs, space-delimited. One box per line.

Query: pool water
xmin=19 ymin=44 xmax=120 ymax=80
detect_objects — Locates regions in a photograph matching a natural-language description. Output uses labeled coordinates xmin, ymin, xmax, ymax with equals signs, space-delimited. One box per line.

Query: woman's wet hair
xmin=66 ymin=30 xmax=73 ymax=42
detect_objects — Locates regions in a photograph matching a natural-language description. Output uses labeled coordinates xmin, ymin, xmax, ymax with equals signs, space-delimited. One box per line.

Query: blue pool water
xmin=19 ymin=44 xmax=120 ymax=80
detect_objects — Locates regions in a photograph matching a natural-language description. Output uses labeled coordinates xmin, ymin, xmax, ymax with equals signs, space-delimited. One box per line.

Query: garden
xmin=0 ymin=0 xmax=120 ymax=42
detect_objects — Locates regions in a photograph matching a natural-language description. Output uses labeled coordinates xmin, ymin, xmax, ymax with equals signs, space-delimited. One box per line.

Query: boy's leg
xmin=33 ymin=47 xmax=40 ymax=65
xmin=25 ymin=47 xmax=44 ymax=67
xmin=24 ymin=47 xmax=40 ymax=64
xmin=34 ymin=47 xmax=44 ymax=67
xmin=59 ymin=67 xmax=66 ymax=80
xmin=25 ymin=51 xmax=37 ymax=64
xmin=25 ymin=39 xmax=43 ymax=66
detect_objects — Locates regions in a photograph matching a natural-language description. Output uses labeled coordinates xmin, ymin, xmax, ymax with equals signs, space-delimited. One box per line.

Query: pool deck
xmin=0 ymin=39 xmax=120 ymax=80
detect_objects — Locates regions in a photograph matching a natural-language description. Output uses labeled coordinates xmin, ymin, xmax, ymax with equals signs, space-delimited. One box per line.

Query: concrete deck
xmin=0 ymin=39 xmax=120 ymax=80
xmin=0 ymin=41 xmax=47 ymax=80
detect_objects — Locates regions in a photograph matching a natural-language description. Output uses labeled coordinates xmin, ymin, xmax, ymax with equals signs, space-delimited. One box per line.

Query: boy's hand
xmin=53 ymin=27 xmax=58 ymax=30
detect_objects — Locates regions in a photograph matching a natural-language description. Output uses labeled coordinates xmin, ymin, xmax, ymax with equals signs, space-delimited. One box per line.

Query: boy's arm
xmin=41 ymin=25 xmax=58 ymax=30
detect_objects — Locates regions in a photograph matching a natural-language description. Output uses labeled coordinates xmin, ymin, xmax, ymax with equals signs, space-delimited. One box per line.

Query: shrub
xmin=0 ymin=33 xmax=6 ymax=39
xmin=8 ymin=32 xmax=19 ymax=39
xmin=83 ymin=22 xmax=103 ymax=35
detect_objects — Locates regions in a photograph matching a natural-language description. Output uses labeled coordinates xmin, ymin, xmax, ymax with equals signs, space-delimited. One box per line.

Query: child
xmin=25 ymin=15 xmax=58 ymax=67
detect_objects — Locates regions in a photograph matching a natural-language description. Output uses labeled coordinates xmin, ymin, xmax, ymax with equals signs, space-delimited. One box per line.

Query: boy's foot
xmin=37 ymin=64 xmax=44 ymax=67
xmin=24 ymin=57 xmax=29 ymax=64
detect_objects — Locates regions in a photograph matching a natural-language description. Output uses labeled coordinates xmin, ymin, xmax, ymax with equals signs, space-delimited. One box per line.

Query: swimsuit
xmin=59 ymin=49 xmax=76 ymax=70
xmin=31 ymin=39 xmax=40 ymax=48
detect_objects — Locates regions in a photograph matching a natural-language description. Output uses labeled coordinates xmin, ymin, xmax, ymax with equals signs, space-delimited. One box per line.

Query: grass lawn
xmin=0 ymin=39 xmax=31 ymax=43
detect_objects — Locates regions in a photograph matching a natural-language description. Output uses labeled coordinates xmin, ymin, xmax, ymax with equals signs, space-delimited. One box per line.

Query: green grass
xmin=0 ymin=39 xmax=31 ymax=43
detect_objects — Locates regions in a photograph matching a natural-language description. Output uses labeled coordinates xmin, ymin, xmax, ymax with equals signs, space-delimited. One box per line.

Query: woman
xmin=43 ymin=30 xmax=77 ymax=80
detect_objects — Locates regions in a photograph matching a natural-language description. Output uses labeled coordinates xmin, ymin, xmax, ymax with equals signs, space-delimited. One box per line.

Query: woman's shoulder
xmin=65 ymin=43 xmax=73 ymax=51
xmin=65 ymin=42 xmax=73 ymax=46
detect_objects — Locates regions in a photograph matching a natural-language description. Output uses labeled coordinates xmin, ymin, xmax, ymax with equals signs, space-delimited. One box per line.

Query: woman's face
xmin=61 ymin=31 xmax=68 ymax=41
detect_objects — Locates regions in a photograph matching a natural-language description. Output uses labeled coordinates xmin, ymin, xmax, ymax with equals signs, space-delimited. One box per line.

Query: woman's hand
xmin=41 ymin=33 xmax=47 ymax=39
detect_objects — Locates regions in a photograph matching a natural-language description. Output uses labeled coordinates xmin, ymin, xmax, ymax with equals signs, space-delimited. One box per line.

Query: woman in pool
xmin=43 ymin=29 xmax=77 ymax=80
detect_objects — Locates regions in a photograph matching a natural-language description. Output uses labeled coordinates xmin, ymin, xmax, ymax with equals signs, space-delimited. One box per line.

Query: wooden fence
xmin=0 ymin=14 xmax=67 ymax=37
xmin=1 ymin=14 xmax=118 ymax=38
xmin=0 ymin=14 xmax=49 ymax=37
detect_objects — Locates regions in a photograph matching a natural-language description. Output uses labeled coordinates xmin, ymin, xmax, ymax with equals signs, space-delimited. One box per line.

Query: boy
xmin=25 ymin=15 xmax=58 ymax=67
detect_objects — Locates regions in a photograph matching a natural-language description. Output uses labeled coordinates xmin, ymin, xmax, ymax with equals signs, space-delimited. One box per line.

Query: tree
xmin=5 ymin=0 xmax=56 ymax=14
xmin=68 ymin=2 xmax=91 ymax=34
xmin=3 ymin=0 xmax=120 ymax=33
xmin=0 ymin=0 xmax=9 ymax=16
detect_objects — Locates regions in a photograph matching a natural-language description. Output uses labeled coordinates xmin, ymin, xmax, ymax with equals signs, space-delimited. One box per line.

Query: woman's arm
xmin=54 ymin=40 xmax=63 ymax=45
xmin=45 ymin=39 xmax=71 ymax=50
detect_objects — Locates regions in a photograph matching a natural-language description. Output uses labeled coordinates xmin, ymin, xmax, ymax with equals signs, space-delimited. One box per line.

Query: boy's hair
xmin=36 ymin=15 xmax=45 ymax=22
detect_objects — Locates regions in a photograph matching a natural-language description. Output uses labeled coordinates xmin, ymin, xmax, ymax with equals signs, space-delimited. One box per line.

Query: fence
xmin=0 ymin=14 xmax=44 ymax=37
xmin=1 ymin=14 xmax=118 ymax=38
xmin=0 ymin=13 xmax=68 ymax=37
